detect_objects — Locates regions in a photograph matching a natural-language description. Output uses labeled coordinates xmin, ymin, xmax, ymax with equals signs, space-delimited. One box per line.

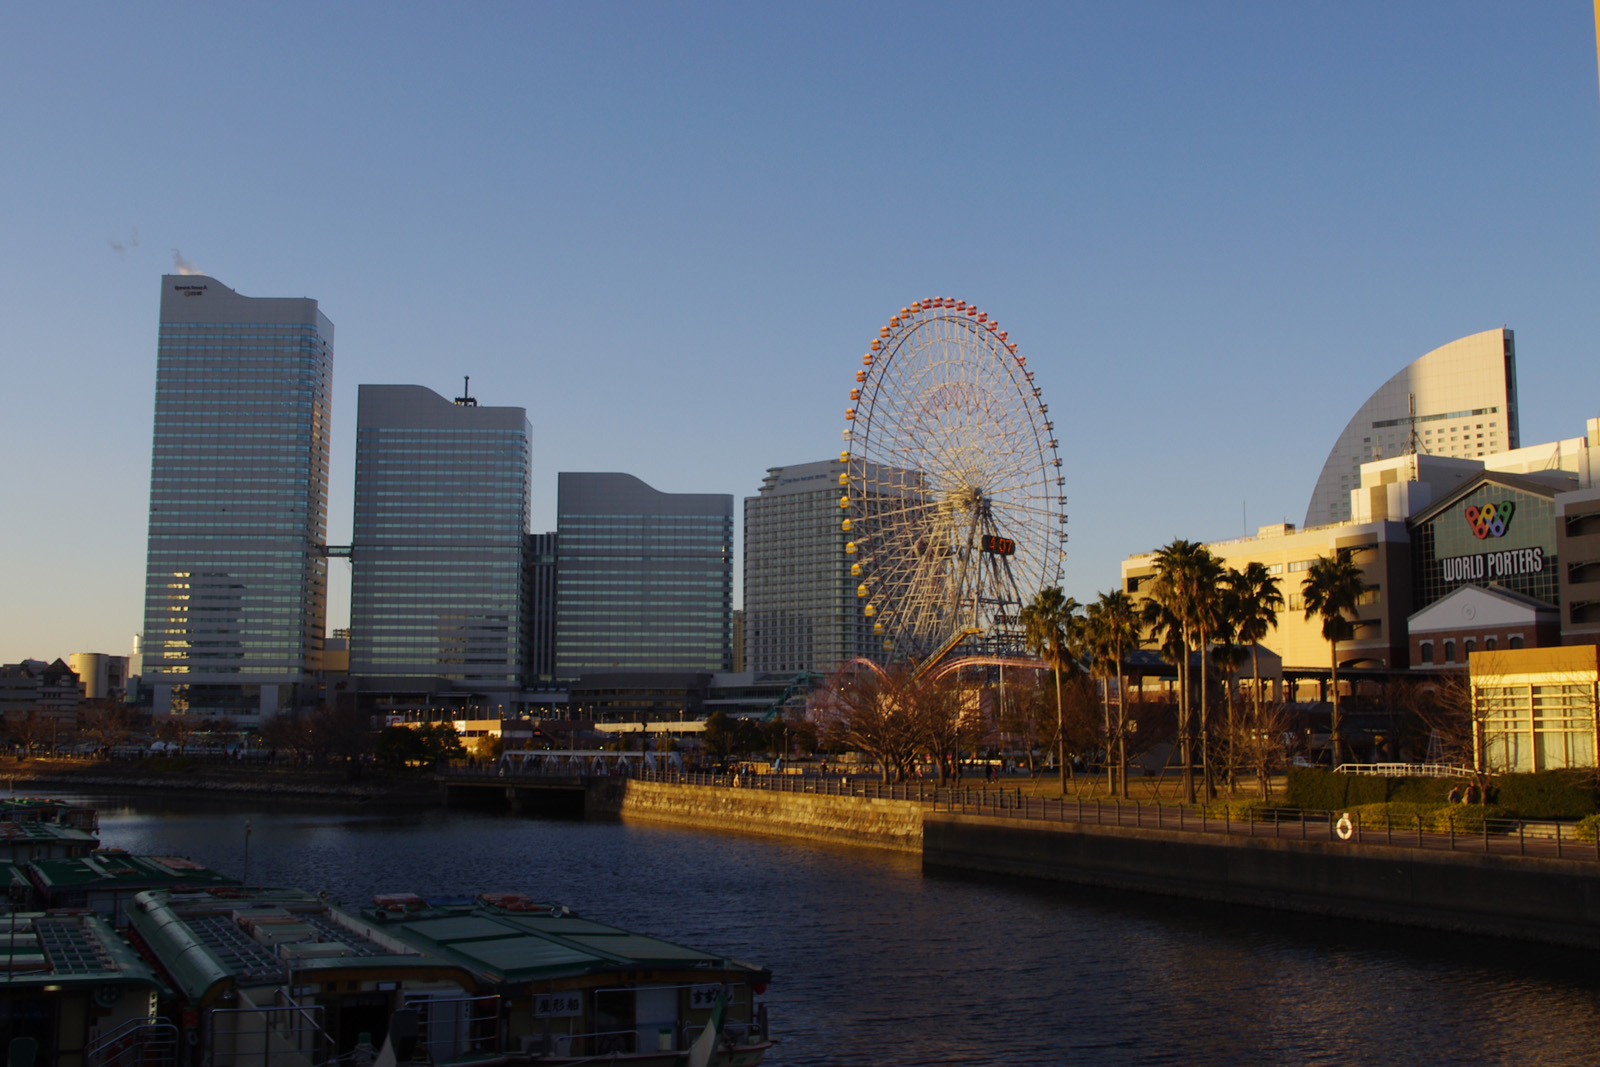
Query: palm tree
xmin=1226 ymin=562 xmax=1283 ymax=797
xmin=1189 ymin=552 xmax=1227 ymax=799
xmin=1301 ymin=548 xmax=1367 ymax=768
xmin=1143 ymin=539 xmax=1221 ymax=804
xmin=1020 ymin=586 xmax=1081 ymax=796
xmin=1086 ymin=590 xmax=1144 ymax=798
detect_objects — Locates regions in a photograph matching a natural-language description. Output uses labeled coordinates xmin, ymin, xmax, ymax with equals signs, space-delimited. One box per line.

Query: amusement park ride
xmin=841 ymin=298 xmax=1067 ymax=674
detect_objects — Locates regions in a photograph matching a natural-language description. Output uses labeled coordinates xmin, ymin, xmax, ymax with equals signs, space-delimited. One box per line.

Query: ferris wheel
xmin=841 ymin=298 xmax=1066 ymax=661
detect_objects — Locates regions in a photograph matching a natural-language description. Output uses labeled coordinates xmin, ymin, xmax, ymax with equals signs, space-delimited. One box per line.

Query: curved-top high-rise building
xmin=1304 ymin=328 xmax=1519 ymax=528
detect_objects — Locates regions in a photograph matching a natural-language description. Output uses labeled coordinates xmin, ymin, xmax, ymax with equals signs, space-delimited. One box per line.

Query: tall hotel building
xmin=349 ymin=385 xmax=531 ymax=701
xmin=554 ymin=474 xmax=732 ymax=680
xmin=141 ymin=275 xmax=333 ymax=719
xmin=1304 ymin=328 xmax=1519 ymax=528
xmin=743 ymin=459 xmax=876 ymax=674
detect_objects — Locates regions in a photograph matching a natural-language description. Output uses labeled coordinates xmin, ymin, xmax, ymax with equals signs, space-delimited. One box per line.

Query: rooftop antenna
xmin=454 ymin=375 xmax=477 ymax=407
xmin=1404 ymin=392 xmax=1424 ymax=481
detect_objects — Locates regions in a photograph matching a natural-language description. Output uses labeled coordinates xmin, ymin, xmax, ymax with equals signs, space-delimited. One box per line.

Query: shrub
xmin=1490 ymin=772 xmax=1597 ymax=820
xmin=1286 ymin=768 xmax=1347 ymax=810
xmin=1386 ymin=777 xmax=1455 ymax=805
xmin=1343 ymin=775 xmax=1388 ymax=806
xmin=1575 ymin=814 xmax=1600 ymax=842
xmin=1199 ymin=798 xmax=1278 ymax=820
xmin=1346 ymin=802 xmax=1512 ymax=835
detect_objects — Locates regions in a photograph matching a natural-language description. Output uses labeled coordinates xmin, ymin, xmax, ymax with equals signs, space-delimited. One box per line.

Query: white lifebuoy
xmin=1335 ymin=813 xmax=1354 ymax=840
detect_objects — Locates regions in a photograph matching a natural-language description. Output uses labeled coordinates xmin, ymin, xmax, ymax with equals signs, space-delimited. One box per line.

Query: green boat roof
xmin=28 ymin=852 xmax=238 ymax=893
xmin=0 ymin=822 xmax=96 ymax=845
xmin=0 ymin=912 xmax=168 ymax=994
xmin=364 ymin=894 xmax=763 ymax=985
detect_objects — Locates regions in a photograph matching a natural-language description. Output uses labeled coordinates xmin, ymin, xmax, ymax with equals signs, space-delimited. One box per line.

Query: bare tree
xmin=1411 ymin=672 xmax=1493 ymax=802
xmin=1225 ymin=698 xmax=1296 ymax=799
xmin=815 ymin=661 xmax=922 ymax=783
xmin=997 ymin=671 xmax=1053 ymax=776
xmin=910 ymin=668 xmax=967 ymax=783
xmin=81 ymin=702 xmax=134 ymax=754
xmin=8 ymin=710 xmax=45 ymax=758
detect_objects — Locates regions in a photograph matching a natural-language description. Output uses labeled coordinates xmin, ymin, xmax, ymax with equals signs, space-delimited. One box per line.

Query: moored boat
xmin=363 ymin=891 xmax=773 ymax=1065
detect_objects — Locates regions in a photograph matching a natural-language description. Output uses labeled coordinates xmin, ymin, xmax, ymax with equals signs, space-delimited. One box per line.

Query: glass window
xmin=1444 ymin=640 xmax=1456 ymax=663
xmin=1420 ymin=642 xmax=1434 ymax=664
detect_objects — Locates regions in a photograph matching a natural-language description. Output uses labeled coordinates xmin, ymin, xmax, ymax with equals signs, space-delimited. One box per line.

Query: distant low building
xmin=67 ymin=653 xmax=130 ymax=702
xmin=0 ymin=659 xmax=82 ymax=722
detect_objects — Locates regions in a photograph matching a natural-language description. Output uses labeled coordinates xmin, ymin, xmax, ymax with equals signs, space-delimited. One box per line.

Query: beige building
xmin=1121 ymin=519 xmax=1411 ymax=676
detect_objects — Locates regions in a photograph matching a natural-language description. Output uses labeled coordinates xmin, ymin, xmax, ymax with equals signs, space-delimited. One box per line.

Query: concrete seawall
xmin=923 ymin=812 xmax=1600 ymax=950
xmin=588 ymin=778 xmax=924 ymax=853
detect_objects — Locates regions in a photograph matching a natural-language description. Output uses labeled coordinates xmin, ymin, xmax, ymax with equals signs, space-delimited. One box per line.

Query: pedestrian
xmin=1447 ymin=785 xmax=1461 ymax=804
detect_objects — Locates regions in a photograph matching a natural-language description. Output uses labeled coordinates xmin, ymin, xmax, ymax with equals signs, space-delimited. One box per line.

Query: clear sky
xmin=2 ymin=3 xmax=1597 ymax=664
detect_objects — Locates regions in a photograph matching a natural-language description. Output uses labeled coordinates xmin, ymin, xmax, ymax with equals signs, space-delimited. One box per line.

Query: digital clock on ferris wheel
xmin=982 ymin=535 xmax=1016 ymax=556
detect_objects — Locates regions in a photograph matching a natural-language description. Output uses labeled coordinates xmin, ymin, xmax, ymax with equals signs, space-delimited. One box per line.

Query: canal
xmin=72 ymin=792 xmax=1600 ymax=1066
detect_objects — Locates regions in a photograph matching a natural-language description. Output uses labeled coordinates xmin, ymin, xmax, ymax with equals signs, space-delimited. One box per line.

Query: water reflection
xmin=70 ymin=793 xmax=1600 ymax=1066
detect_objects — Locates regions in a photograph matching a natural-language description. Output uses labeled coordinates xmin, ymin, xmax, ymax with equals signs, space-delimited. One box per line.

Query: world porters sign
xmin=1441 ymin=546 xmax=1543 ymax=584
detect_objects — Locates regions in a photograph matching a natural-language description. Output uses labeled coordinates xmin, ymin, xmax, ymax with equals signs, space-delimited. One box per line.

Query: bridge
xmin=435 ymin=749 xmax=685 ymax=814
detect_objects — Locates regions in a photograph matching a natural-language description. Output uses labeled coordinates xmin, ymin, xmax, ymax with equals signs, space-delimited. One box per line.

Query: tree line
xmin=1012 ymin=540 xmax=1369 ymax=803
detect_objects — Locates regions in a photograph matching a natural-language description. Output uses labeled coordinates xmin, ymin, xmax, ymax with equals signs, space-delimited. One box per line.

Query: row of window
xmin=1417 ymin=635 xmax=1525 ymax=663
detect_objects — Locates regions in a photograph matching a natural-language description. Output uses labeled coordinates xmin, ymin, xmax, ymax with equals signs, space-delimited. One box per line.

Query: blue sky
xmin=2 ymin=3 xmax=1597 ymax=662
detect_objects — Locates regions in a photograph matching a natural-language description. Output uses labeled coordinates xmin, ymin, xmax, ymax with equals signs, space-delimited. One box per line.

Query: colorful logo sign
xmin=1465 ymin=501 xmax=1514 ymax=540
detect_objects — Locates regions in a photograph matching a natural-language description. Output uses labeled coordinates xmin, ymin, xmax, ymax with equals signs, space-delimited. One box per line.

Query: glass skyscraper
xmin=141 ymin=275 xmax=333 ymax=719
xmin=743 ymin=459 xmax=877 ymax=674
xmin=349 ymin=385 xmax=531 ymax=695
xmin=554 ymin=473 xmax=732 ymax=680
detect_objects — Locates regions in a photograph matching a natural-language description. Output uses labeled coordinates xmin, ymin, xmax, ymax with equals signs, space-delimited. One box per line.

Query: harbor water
xmin=75 ymin=792 xmax=1600 ymax=1066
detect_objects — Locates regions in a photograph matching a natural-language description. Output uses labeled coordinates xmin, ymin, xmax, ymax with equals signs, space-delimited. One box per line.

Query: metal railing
xmin=86 ymin=1018 xmax=179 ymax=1067
xmin=618 ymin=768 xmax=1600 ymax=864
xmin=1334 ymin=762 xmax=1474 ymax=778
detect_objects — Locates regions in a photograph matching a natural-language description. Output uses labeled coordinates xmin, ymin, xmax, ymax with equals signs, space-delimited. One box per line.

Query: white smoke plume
xmin=107 ymin=227 xmax=141 ymax=258
xmin=171 ymin=248 xmax=200 ymax=275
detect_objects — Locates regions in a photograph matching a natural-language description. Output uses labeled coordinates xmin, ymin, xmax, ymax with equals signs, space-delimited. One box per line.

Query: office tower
xmin=743 ymin=459 xmax=876 ymax=674
xmin=554 ymin=473 xmax=732 ymax=680
xmin=1304 ymin=328 xmax=1519 ymax=528
xmin=349 ymin=385 xmax=531 ymax=696
xmin=141 ymin=275 xmax=333 ymax=720
xmin=527 ymin=532 xmax=558 ymax=682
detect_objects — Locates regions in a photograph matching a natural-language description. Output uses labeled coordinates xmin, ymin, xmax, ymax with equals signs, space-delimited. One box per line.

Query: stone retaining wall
xmin=589 ymin=778 xmax=924 ymax=852
xmin=923 ymin=812 xmax=1600 ymax=950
